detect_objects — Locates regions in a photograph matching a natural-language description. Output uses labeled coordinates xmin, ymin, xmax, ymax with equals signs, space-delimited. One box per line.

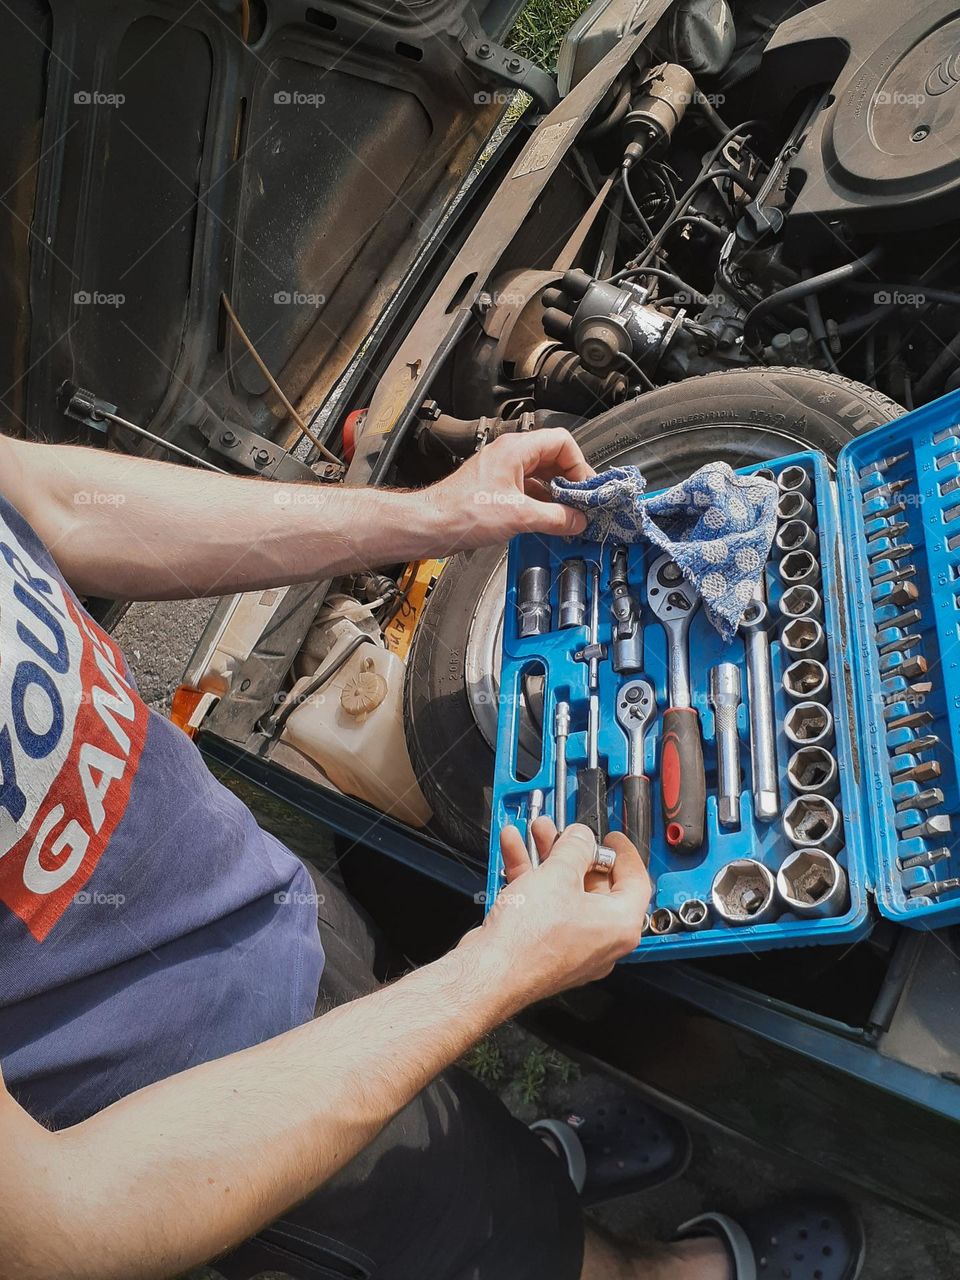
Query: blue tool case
xmin=487 ymin=390 xmax=960 ymax=959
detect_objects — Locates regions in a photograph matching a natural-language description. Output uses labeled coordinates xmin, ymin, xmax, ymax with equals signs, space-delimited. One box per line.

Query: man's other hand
xmin=463 ymin=822 xmax=651 ymax=1011
xmin=427 ymin=430 xmax=595 ymax=551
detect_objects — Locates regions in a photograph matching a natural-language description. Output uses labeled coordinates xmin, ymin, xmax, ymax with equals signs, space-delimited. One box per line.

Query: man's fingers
xmin=506 ymin=428 xmax=595 ymax=483
xmin=499 ymin=825 xmax=532 ymax=883
xmin=531 ymin=815 xmax=559 ymax=861
xmin=604 ymin=832 xmax=653 ymax=905
xmin=521 ymin=497 xmax=588 ymax=537
xmin=547 ymin=823 xmax=598 ymax=880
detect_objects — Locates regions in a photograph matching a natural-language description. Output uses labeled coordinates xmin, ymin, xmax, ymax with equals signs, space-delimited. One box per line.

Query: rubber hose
xmin=742 ymin=246 xmax=883 ymax=348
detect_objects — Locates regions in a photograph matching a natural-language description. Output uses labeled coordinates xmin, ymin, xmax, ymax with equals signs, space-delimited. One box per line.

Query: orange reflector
xmin=170 ymin=685 xmax=209 ymax=737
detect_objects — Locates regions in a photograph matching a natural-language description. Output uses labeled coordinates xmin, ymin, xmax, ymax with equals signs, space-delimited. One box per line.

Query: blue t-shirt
xmin=0 ymin=492 xmax=324 ymax=1127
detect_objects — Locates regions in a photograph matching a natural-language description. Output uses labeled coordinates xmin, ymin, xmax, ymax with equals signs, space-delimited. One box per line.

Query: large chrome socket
xmin=777 ymin=465 xmax=813 ymax=500
xmin=775 ymin=519 xmax=818 ymax=558
xmin=780 ymin=584 xmax=822 ymax=622
xmin=784 ymin=701 xmax=834 ymax=749
xmin=777 ymin=848 xmax=848 ymax=918
xmin=783 ymin=794 xmax=843 ymax=855
xmin=782 ymin=658 xmax=830 ymax=703
xmin=781 ymin=617 xmax=827 ymax=663
xmin=787 ymin=745 xmax=839 ymax=797
xmin=780 ymin=548 xmax=821 ymax=588
xmin=711 ymin=859 xmax=778 ymax=926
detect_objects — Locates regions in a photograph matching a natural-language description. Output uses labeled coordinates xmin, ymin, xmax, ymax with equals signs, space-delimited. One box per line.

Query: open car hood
xmin=2 ymin=0 xmax=546 ymax=463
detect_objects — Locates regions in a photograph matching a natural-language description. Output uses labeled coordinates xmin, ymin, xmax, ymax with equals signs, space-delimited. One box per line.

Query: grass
xmin=507 ymin=0 xmax=591 ymax=72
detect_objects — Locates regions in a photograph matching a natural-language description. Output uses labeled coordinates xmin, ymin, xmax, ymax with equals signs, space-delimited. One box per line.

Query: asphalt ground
xmin=116 ymin=598 xmax=959 ymax=1279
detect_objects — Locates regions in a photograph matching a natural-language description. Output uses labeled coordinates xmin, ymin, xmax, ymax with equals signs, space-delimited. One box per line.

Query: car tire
xmin=404 ymin=367 xmax=903 ymax=857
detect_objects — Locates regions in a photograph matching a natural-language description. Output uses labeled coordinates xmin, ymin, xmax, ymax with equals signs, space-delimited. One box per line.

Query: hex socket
xmin=777 ymin=491 xmax=814 ymax=524
xmin=777 ymin=465 xmax=813 ymax=499
xmin=775 ymin=519 xmax=818 ymax=557
xmin=784 ymin=700 xmax=834 ymax=748
xmin=783 ymin=658 xmax=830 ymax=703
xmin=711 ymin=859 xmax=778 ymax=926
xmin=780 ymin=548 xmax=820 ymax=587
xmin=678 ymin=899 xmax=711 ymax=931
xmin=781 ymin=616 xmax=827 ymax=663
xmin=777 ymin=849 xmax=848 ymax=918
xmin=787 ymin=745 xmax=839 ymax=796
xmin=783 ymin=794 xmax=844 ymax=855
xmin=650 ymin=907 xmax=681 ymax=936
xmin=780 ymin=584 xmax=822 ymax=621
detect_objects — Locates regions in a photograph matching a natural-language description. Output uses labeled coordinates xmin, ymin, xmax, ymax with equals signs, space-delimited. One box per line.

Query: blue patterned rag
xmin=552 ymin=462 xmax=779 ymax=641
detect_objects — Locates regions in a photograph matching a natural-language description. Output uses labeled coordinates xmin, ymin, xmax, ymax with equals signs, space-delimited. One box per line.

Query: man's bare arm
xmin=0 ymin=431 xmax=590 ymax=600
xmin=0 ymin=826 xmax=649 ymax=1280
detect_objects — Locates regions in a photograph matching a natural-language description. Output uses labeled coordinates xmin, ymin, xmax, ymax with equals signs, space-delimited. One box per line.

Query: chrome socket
xmin=518 ymin=566 xmax=552 ymax=637
xmin=784 ymin=700 xmax=834 ymax=749
xmin=782 ymin=658 xmax=830 ymax=703
xmin=777 ymin=849 xmax=848 ymax=918
xmin=778 ymin=465 xmax=813 ymax=499
xmin=775 ymin=519 xmax=817 ymax=558
xmin=650 ymin=907 xmax=681 ymax=936
xmin=783 ymin=794 xmax=844 ymax=855
xmin=711 ymin=859 xmax=778 ymax=926
xmin=780 ymin=584 xmax=822 ymax=622
xmin=678 ymin=898 xmax=711 ymax=931
xmin=781 ymin=616 xmax=827 ymax=663
xmin=558 ymin=558 xmax=587 ymax=629
xmin=777 ymin=491 xmax=814 ymax=524
xmin=780 ymin=548 xmax=821 ymax=587
xmin=787 ymin=745 xmax=839 ymax=797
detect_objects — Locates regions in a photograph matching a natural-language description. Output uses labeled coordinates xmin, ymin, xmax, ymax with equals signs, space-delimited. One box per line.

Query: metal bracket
xmin=461 ymin=30 xmax=560 ymax=114
xmin=198 ymin=416 xmax=340 ymax=483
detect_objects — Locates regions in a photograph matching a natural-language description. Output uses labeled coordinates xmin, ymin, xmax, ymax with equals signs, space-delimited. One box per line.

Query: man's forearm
xmin=4 ymin=933 xmax=516 ymax=1280
xmin=1 ymin=438 xmax=449 ymax=599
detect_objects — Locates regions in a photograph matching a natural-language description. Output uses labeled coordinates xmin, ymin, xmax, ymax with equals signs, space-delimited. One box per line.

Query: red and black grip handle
xmin=660 ymin=706 xmax=705 ymax=853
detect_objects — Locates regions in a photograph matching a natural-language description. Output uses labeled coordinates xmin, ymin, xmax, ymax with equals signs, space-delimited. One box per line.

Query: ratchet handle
xmin=621 ymin=773 xmax=651 ymax=866
xmin=576 ymin=766 xmax=608 ymax=842
xmin=661 ymin=707 xmax=705 ymax=852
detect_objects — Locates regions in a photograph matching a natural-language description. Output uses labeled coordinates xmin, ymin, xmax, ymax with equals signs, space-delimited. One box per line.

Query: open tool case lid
xmin=837 ymin=387 xmax=960 ymax=930
xmin=487 ymin=387 xmax=960 ymax=959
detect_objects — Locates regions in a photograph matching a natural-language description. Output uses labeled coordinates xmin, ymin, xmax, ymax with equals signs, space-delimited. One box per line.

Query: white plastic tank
xmin=281 ymin=641 xmax=432 ymax=827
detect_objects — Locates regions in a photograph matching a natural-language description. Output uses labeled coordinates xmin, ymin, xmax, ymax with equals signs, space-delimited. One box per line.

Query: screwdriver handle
xmin=661 ymin=706 xmax=705 ymax=852
xmin=621 ymin=773 xmax=651 ymax=865
xmin=576 ymin=766 xmax=608 ymax=842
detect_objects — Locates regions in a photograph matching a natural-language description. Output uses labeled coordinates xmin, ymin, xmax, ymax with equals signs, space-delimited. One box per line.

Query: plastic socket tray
xmin=487 ymin=389 xmax=960 ymax=959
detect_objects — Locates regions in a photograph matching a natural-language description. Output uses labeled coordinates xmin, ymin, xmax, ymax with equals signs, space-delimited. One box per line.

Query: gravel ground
xmin=116 ymin=599 xmax=958 ymax=1279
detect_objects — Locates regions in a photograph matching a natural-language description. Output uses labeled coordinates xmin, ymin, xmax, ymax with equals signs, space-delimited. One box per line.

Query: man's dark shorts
xmin=218 ymin=870 xmax=585 ymax=1280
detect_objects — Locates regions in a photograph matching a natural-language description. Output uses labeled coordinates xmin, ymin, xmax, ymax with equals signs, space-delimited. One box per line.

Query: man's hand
xmin=425 ymin=429 xmax=595 ymax=552
xmin=464 ymin=821 xmax=651 ymax=1012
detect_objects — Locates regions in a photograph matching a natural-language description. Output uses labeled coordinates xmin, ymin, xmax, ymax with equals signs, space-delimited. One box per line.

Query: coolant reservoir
xmin=281 ymin=643 xmax=432 ymax=827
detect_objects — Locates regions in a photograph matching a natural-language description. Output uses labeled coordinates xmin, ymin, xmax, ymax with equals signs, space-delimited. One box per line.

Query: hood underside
xmin=2 ymin=0 xmax=527 ymax=460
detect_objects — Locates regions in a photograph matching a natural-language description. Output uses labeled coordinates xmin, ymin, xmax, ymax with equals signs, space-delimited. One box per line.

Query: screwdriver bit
xmin=878 ymin=633 xmax=922 ymax=657
xmin=894 ymin=787 xmax=944 ymax=814
xmin=898 ymin=848 xmax=951 ymax=872
xmin=886 ymin=709 xmax=934 ymax=731
xmin=881 ymin=654 xmax=928 ymax=681
xmin=872 ymin=565 xmax=917 ymax=588
xmin=868 ymin=543 xmax=915 ymax=568
xmin=863 ymin=478 xmax=911 ymax=501
xmin=936 ymin=450 xmax=960 ymax=470
xmin=860 ymin=452 xmax=908 ymax=478
xmin=891 ymin=759 xmax=941 ymax=785
xmin=872 ymin=581 xmax=920 ymax=608
xmin=875 ymin=608 xmax=922 ymax=634
xmin=890 ymin=734 xmax=939 ymax=757
xmin=866 ymin=500 xmax=907 ymax=521
xmin=866 ymin=521 xmax=909 ymax=543
xmin=908 ymin=877 xmax=960 ymax=900
xmin=900 ymin=816 xmax=952 ymax=843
